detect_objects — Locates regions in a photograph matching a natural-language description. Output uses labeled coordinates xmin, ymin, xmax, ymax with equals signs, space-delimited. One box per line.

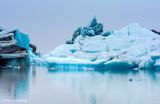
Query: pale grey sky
xmin=0 ymin=0 xmax=160 ymax=53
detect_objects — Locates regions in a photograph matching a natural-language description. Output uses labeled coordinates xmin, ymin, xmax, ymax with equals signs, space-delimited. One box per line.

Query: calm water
xmin=0 ymin=66 xmax=160 ymax=104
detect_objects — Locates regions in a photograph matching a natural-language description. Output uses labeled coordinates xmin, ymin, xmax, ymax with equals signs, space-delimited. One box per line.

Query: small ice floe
xmin=129 ymin=79 xmax=133 ymax=82
xmin=13 ymin=66 xmax=21 ymax=70
xmin=48 ymin=67 xmax=56 ymax=71
xmin=83 ymin=67 xmax=94 ymax=71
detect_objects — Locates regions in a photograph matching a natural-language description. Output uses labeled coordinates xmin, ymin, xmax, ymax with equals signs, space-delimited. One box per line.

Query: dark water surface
xmin=0 ymin=66 xmax=160 ymax=104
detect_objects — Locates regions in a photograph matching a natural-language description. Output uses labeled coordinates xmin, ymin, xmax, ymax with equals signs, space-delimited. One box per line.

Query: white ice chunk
xmin=43 ymin=23 xmax=160 ymax=70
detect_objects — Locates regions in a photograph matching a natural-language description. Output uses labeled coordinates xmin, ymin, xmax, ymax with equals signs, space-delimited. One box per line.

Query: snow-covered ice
xmin=43 ymin=18 xmax=160 ymax=70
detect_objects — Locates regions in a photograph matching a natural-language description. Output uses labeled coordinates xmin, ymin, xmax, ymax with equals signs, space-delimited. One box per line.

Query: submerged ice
xmin=44 ymin=18 xmax=160 ymax=70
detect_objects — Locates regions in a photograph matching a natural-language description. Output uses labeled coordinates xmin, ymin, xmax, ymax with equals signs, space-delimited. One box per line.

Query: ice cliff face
xmin=0 ymin=28 xmax=31 ymax=56
xmin=0 ymin=28 xmax=44 ymax=67
xmin=44 ymin=18 xmax=160 ymax=70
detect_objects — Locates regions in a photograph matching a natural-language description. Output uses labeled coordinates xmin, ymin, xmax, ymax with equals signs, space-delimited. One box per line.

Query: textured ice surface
xmin=44 ymin=22 xmax=160 ymax=70
xmin=66 ymin=17 xmax=103 ymax=44
xmin=14 ymin=29 xmax=30 ymax=50
xmin=28 ymin=50 xmax=47 ymax=66
xmin=0 ymin=28 xmax=40 ymax=66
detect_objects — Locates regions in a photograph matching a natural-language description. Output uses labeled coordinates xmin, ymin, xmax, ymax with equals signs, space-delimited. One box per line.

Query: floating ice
xmin=0 ymin=28 xmax=40 ymax=67
xmin=44 ymin=18 xmax=160 ymax=70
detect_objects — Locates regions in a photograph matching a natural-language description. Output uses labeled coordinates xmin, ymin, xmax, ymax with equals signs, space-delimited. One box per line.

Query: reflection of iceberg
xmin=47 ymin=69 xmax=160 ymax=104
xmin=0 ymin=68 xmax=30 ymax=99
xmin=44 ymin=18 xmax=160 ymax=70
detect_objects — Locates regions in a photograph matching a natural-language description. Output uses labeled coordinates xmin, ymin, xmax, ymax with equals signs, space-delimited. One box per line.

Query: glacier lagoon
xmin=1 ymin=17 xmax=160 ymax=104
xmin=0 ymin=66 xmax=160 ymax=104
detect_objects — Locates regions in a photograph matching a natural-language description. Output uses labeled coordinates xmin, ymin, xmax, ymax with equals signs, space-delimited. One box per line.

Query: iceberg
xmin=44 ymin=18 xmax=160 ymax=70
xmin=0 ymin=28 xmax=39 ymax=68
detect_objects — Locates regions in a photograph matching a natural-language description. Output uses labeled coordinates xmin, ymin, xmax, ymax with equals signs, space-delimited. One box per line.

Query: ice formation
xmin=44 ymin=18 xmax=160 ymax=70
xmin=0 ymin=28 xmax=40 ymax=68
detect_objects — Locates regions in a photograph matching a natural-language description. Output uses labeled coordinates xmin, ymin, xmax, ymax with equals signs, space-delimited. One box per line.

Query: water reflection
xmin=0 ymin=65 xmax=160 ymax=104
xmin=0 ymin=66 xmax=36 ymax=104
xmin=47 ymin=65 xmax=160 ymax=104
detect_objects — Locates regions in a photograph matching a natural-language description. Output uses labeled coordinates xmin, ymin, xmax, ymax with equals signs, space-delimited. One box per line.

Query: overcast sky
xmin=0 ymin=0 xmax=160 ymax=53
